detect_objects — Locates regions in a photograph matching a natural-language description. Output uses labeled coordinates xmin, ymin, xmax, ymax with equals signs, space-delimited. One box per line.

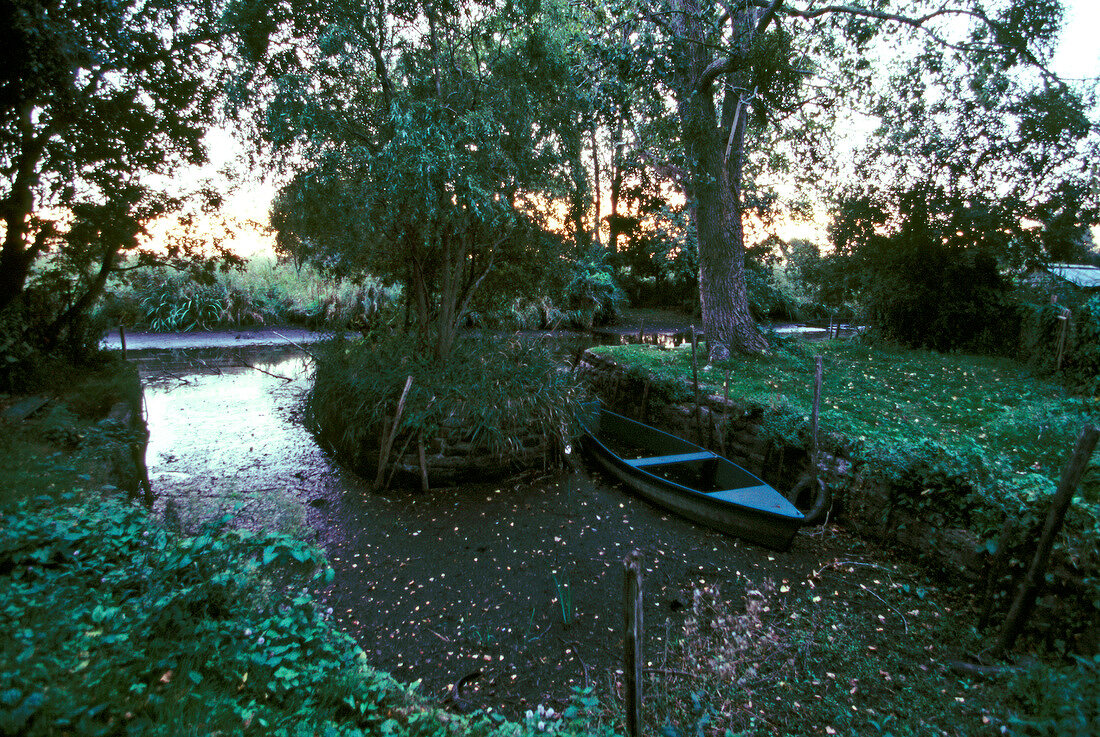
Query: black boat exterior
xmin=578 ymin=403 xmax=803 ymax=550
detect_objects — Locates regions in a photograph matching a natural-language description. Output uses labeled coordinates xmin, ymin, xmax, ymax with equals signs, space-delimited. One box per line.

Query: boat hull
xmin=579 ymin=404 xmax=802 ymax=550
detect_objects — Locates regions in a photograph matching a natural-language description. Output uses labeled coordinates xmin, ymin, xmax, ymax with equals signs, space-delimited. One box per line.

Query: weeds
xmin=552 ymin=571 xmax=574 ymax=627
xmin=95 ymin=257 xmax=400 ymax=332
xmin=637 ymin=567 xmax=1066 ymax=737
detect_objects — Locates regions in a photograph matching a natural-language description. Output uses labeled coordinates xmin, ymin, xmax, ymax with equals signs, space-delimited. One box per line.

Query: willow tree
xmin=228 ymin=0 xmax=586 ymax=359
xmin=629 ymin=0 xmax=1093 ymax=359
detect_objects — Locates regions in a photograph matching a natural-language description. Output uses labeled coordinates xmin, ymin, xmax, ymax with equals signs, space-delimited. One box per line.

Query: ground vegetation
xmin=306 ymin=333 xmax=583 ymax=487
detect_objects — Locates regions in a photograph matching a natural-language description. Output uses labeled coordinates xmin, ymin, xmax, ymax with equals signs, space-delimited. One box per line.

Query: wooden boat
xmin=578 ymin=402 xmax=804 ymax=550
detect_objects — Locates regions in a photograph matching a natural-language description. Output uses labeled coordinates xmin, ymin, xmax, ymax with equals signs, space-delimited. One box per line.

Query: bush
xmin=1019 ymin=295 xmax=1100 ymax=393
xmin=563 ymin=249 xmax=624 ymax=329
xmin=0 ymin=495 xmax=395 ymax=735
xmin=306 ymin=333 xmax=583 ymax=484
xmin=1008 ymin=656 xmax=1100 ymax=736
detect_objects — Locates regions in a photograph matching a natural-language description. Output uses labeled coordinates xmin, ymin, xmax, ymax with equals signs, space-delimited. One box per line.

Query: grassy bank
xmin=590 ymin=339 xmax=1099 ymax=506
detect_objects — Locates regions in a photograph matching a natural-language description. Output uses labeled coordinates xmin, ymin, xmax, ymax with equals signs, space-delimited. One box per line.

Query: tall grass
xmin=95 ymin=257 xmax=401 ymax=331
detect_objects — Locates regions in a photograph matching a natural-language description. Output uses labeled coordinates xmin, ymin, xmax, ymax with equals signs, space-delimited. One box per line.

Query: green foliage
xmin=239 ymin=0 xmax=590 ymax=357
xmin=563 ymin=249 xmax=624 ymax=329
xmin=1019 ymin=295 xmax=1100 ymax=393
xmin=833 ymin=186 xmax=1022 ymax=353
xmin=1 ymin=0 xmax=226 ymax=343
xmin=1007 ymin=656 xmax=1100 ymax=736
xmin=307 ymin=333 xmax=583 ymax=480
xmin=0 ymin=494 xmax=369 ymax=735
xmin=95 ymin=258 xmax=397 ymax=332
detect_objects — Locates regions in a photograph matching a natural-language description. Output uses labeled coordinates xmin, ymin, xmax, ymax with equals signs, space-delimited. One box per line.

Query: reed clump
xmin=306 ymin=333 xmax=582 ymax=487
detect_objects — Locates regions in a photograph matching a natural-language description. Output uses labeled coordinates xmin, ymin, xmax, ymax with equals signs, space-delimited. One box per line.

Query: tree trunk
xmin=672 ymin=1 xmax=766 ymax=360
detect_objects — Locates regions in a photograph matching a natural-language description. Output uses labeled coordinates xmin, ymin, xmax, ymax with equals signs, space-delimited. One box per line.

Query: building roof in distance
xmin=1048 ymin=264 xmax=1100 ymax=288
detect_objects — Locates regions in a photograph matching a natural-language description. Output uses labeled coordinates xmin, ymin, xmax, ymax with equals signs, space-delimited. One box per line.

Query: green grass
xmin=641 ymin=568 xmax=1099 ymax=737
xmin=590 ymin=340 xmax=1100 ymax=503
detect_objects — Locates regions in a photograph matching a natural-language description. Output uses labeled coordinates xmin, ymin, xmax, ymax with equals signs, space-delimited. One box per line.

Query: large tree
xmin=625 ymin=0 xmax=1096 ymax=359
xmin=232 ymin=0 xmax=590 ymax=357
xmin=1 ymin=0 xmax=225 ymax=348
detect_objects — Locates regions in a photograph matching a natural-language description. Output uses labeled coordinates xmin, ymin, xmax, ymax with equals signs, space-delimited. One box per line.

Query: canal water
xmin=137 ymin=340 xmax=837 ymax=716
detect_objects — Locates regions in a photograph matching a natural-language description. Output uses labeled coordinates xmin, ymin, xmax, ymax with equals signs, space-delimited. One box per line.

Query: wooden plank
xmin=2 ymin=396 xmax=49 ymax=422
xmin=626 ymin=451 xmax=716 ymax=468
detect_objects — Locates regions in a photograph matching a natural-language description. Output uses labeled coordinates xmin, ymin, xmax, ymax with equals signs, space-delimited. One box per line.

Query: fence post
xmin=690 ymin=325 xmax=702 ymax=442
xmin=623 ymin=550 xmax=644 ymax=737
xmin=811 ymin=356 xmax=823 ymax=472
xmin=992 ymin=425 xmax=1099 ymax=657
xmin=1054 ymin=307 xmax=1071 ymax=372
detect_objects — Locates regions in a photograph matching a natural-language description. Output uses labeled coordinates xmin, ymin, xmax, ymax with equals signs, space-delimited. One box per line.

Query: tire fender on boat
xmin=788 ymin=473 xmax=830 ymax=526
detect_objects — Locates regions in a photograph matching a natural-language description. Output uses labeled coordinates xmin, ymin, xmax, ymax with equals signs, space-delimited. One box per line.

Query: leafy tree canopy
xmin=231 ymin=0 xmax=592 ymax=357
xmin=1 ymin=0 xmax=230 ymax=356
xmin=581 ymin=0 xmax=1097 ymax=358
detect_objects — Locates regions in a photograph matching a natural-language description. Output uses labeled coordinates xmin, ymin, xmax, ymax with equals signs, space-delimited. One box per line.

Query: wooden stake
xmin=640 ymin=379 xmax=651 ymax=423
xmin=690 ymin=325 xmax=702 ymax=442
xmin=811 ymin=356 xmax=823 ymax=471
xmin=623 ymin=550 xmax=644 ymax=737
xmin=1055 ymin=308 xmax=1071 ymax=372
xmin=417 ymin=435 xmax=430 ymax=493
xmin=375 ymin=375 xmax=415 ymax=489
xmin=722 ymin=364 xmax=731 ymax=456
xmin=638 ymin=319 xmax=646 ymax=343
xmin=119 ymin=325 xmax=127 ymax=360
xmin=992 ymin=425 xmax=1099 ymax=657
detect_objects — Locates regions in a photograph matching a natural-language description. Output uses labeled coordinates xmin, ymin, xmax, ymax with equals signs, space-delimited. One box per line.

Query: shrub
xmin=1008 ymin=656 xmax=1100 ymax=736
xmin=563 ymin=249 xmax=624 ymax=329
xmin=0 ymin=495 xmax=388 ymax=735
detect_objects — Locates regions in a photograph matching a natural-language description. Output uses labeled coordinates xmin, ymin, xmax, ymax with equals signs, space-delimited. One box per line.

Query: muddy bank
xmin=140 ymin=347 xmax=914 ymax=718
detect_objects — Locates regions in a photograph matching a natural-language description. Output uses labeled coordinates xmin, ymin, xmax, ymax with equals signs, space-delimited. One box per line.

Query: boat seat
xmin=626 ymin=451 xmax=717 ymax=468
xmin=707 ymin=485 xmax=785 ymax=510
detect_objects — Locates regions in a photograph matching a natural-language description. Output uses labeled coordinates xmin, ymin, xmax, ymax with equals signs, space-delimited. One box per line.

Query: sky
xmin=193 ymin=0 xmax=1100 ymax=257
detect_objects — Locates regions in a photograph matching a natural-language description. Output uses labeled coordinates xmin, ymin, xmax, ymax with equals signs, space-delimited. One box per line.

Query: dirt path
xmin=101 ymin=326 xmax=330 ymax=352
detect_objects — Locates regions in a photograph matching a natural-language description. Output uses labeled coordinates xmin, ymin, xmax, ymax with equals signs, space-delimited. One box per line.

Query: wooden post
xmin=811 ymin=356 xmax=823 ymax=472
xmin=417 ymin=435 xmax=430 ymax=493
xmin=375 ymin=375 xmax=415 ymax=489
xmin=992 ymin=425 xmax=1099 ymax=657
xmin=623 ymin=550 xmax=644 ymax=737
xmin=637 ymin=319 xmax=646 ymax=344
xmin=1054 ymin=308 xmax=1071 ymax=372
xmin=690 ymin=325 xmax=702 ymax=443
xmin=640 ymin=379 xmax=651 ymax=423
xmin=722 ymin=365 xmax=731 ymax=456
xmin=119 ymin=325 xmax=127 ymax=360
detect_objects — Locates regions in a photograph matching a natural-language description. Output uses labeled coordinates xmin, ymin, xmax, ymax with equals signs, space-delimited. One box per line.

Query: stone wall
xmin=576 ymin=350 xmax=1074 ymax=600
xmin=319 ymin=416 xmax=551 ymax=488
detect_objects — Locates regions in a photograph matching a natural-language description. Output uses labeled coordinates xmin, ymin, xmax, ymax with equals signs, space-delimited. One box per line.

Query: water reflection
xmin=141 ymin=347 xmax=340 ymax=533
